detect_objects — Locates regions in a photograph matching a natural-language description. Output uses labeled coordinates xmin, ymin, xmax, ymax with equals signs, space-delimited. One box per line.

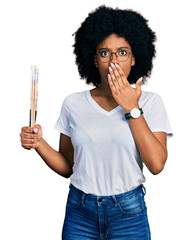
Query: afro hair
xmin=73 ymin=5 xmax=157 ymax=87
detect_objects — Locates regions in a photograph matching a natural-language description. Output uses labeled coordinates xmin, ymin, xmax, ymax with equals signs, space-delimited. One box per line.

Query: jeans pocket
xmin=117 ymin=191 xmax=143 ymax=215
xmin=66 ymin=188 xmax=82 ymax=209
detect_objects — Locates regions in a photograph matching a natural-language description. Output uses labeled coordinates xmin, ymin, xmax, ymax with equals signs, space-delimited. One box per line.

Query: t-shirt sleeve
xmin=54 ymin=95 xmax=71 ymax=137
xmin=145 ymin=93 xmax=173 ymax=139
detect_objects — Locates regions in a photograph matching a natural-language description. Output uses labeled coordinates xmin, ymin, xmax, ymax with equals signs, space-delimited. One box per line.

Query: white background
xmin=0 ymin=0 xmax=192 ymax=239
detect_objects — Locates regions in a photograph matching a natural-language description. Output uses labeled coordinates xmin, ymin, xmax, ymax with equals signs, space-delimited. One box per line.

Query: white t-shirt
xmin=54 ymin=89 xmax=173 ymax=196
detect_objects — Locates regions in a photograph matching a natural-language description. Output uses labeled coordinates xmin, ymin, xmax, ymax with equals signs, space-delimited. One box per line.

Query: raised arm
xmin=20 ymin=125 xmax=73 ymax=178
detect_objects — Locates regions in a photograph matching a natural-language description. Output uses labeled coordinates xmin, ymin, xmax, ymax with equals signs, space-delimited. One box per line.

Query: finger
xmin=21 ymin=126 xmax=34 ymax=133
xmin=33 ymin=124 xmax=41 ymax=133
xmin=136 ymin=77 xmax=143 ymax=93
xmin=109 ymin=66 xmax=121 ymax=92
xmin=113 ymin=63 xmax=125 ymax=86
xmin=108 ymin=73 xmax=117 ymax=93
xmin=115 ymin=63 xmax=132 ymax=87
xmin=21 ymin=142 xmax=38 ymax=149
xmin=20 ymin=132 xmax=38 ymax=140
xmin=21 ymin=137 xmax=37 ymax=145
xmin=21 ymin=135 xmax=41 ymax=149
xmin=110 ymin=63 xmax=123 ymax=87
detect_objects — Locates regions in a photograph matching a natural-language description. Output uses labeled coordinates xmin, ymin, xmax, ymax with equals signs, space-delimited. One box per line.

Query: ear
xmin=131 ymin=54 xmax=135 ymax=66
xmin=94 ymin=56 xmax=98 ymax=68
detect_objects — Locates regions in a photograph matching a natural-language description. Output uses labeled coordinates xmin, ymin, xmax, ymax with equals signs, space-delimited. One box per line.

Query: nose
xmin=109 ymin=52 xmax=118 ymax=65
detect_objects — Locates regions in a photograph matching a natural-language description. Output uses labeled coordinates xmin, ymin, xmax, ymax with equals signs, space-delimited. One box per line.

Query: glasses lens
xmin=117 ymin=49 xmax=130 ymax=62
xmin=98 ymin=50 xmax=110 ymax=62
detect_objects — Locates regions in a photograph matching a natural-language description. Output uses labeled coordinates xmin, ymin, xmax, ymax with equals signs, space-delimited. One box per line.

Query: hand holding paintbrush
xmin=20 ymin=66 xmax=43 ymax=149
xmin=19 ymin=66 xmax=74 ymax=177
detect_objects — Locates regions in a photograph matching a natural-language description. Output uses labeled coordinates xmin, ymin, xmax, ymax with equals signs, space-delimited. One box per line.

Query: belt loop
xmin=81 ymin=193 xmax=86 ymax=206
xmin=141 ymin=184 xmax=146 ymax=195
xmin=112 ymin=195 xmax=119 ymax=208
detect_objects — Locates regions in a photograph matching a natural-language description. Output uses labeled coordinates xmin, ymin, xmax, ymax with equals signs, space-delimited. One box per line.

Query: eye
xmin=100 ymin=51 xmax=109 ymax=57
xmin=118 ymin=50 xmax=127 ymax=56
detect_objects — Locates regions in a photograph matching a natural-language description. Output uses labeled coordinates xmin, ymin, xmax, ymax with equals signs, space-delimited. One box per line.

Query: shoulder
xmin=140 ymin=90 xmax=167 ymax=118
xmin=140 ymin=90 xmax=163 ymax=106
xmin=61 ymin=90 xmax=88 ymax=110
xmin=63 ymin=90 xmax=88 ymax=102
xmin=141 ymin=90 xmax=160 ymax=100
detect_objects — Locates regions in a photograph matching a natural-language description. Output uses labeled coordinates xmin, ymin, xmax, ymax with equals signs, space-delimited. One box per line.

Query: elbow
xmin=58 ymin=171 xmax=72 ymax=178
xmin=64 ymin=175 xmax=71 ymax=179
xmin=61 ymin=171 xmax=73 ymax=179
xmin=63 ymin=169 xmax=73 ymax=178
xmin=151 ymin=165 xmax=165 ymax=175
xmin=150 ymin=153 xmax=168 ymax=175
xmin=59 ymin=166 xmax=73 ymax=178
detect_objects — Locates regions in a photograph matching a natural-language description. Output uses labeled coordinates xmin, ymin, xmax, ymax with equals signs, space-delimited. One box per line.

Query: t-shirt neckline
xmin=85 ymin=90 xmax=122 ymax=116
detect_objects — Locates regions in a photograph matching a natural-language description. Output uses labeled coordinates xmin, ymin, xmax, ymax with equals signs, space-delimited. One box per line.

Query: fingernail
xmin=34 ymin=128 xmax=38 ymax=133
xmin=139 ymin=77 xmax=143 ymax=82
xmin=110 ymin=63 xmax=115 ymax=68
xmin=115 ymin=63 xmax=119 ymax=68
xmin=108 ymin=73 xmax=111 ymax=78
xmin=109 ymin=66 xmax=112 ymax=71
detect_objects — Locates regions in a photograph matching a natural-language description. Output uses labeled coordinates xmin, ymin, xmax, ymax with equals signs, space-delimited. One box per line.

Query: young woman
xmin=20 ymin=6 xmax=173 ymax=240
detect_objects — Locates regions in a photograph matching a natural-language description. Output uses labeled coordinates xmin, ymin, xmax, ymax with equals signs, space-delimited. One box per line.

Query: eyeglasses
xmin=95 ymin=48 xmax=132 ymax=63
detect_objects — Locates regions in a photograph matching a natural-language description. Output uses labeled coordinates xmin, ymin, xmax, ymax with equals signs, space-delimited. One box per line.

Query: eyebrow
xmin=98 ymin=47 xmax=130 ymax=51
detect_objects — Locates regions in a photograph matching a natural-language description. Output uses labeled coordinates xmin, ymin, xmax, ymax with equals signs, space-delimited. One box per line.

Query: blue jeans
xmin=62 ymin=183 xmax=151 ymax=240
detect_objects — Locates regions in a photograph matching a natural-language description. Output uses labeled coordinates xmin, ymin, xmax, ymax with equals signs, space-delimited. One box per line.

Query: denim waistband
xmin=69 ymin=183 xmax=146 ymax=205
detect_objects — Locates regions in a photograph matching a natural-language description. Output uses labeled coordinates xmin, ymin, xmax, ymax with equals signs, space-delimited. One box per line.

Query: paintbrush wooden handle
xmin=29 ymin=66 xmax=39 ymax=127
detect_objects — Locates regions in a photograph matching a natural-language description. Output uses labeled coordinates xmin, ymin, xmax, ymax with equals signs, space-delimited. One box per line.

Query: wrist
xmin=35 ymin=137 xmax=44 ymax=151
xmin=125 ymin=107 xmax=143 ymax=120
xmin=123 ymin=104 xmax=140 ymax=113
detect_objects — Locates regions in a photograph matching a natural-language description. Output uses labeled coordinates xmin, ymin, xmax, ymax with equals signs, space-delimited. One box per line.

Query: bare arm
xmin=20 ymin=125 xmax=73 ymax=178
xmin=107 ymin=63 xmax=168 ymax=175
xmin=35 ymin=137 xmax=73 ymax=178
xmin=128 ymin=114 xmax=167 ymax=175
xmin=58 ymin=133 xmax=74 ymax=172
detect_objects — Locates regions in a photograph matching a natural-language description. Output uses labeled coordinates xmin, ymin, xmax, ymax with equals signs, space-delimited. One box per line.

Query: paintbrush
xmin=29 ymin=66 xmax=39 ymax=127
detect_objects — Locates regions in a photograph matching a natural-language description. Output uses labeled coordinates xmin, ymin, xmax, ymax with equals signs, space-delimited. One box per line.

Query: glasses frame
xmin=95 ymin=49 xmax=132 ymax=63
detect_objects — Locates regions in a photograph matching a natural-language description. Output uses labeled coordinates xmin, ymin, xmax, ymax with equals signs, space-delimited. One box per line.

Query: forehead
xmin=96 ymin=33 xmax=131 ymax=50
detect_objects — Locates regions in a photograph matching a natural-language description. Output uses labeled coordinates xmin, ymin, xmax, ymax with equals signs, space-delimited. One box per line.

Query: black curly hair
xmin=73 ymin=5 xmax=157 ymax=87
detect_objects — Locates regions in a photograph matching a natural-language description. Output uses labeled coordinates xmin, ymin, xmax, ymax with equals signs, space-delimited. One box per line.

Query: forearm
xmin=128 ymin=114 xmax=167 ymax=174
xmin=35 ymin=138 xmax=73 ymax=178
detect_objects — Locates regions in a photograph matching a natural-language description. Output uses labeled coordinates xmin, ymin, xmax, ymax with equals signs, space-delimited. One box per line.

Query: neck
xmin=97 ymin=79 xmax=113 ymax=98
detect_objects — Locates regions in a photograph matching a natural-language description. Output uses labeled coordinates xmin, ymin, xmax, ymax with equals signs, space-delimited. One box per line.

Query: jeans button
xmin=98 ymin=198 xmax=102 ymax=202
